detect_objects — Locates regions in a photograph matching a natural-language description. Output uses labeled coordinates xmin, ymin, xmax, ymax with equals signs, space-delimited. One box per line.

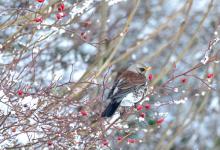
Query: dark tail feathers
xmin=101 ymin=101 xmax=121 ymax=117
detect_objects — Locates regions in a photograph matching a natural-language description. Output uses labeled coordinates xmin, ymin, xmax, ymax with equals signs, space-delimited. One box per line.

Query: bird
xmin=101 ymin=64 xmax=152 ymax=117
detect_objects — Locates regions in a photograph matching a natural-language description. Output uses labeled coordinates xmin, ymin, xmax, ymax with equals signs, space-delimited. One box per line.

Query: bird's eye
xmin=139 ymin=68 xmax=145 ymax=72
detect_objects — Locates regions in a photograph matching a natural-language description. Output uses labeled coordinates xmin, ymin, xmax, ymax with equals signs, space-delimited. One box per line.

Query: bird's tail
xmin=101 ymin=100 xmax=121 ymax=117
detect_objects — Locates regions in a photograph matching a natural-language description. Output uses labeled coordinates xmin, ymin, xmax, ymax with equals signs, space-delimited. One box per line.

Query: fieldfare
xmin=101 ymin=64 xmax=152 ymax=117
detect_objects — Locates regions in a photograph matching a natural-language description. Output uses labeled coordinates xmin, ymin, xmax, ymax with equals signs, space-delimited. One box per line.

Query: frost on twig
xmin=201 ymin=29 xmax=220 ymax=64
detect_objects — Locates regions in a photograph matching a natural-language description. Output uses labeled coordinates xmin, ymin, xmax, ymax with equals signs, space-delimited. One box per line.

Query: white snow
xmin=0 ymin=90 xmax=11 ymax=115
xmin=19 ymin=96 xmax=39 ymax=109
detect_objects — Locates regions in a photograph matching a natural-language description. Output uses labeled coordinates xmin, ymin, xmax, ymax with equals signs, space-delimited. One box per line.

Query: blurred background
xmin=0 ymin=0 xmax=220 ymax=149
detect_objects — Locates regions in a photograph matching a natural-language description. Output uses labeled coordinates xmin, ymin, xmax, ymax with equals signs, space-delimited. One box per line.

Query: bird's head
xmin=128 ymin=64 xmax=152 ymax=75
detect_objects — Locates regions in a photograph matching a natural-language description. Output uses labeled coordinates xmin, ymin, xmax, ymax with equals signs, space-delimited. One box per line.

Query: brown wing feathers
xmin=118 ymin=71 xmax=146 ymax=90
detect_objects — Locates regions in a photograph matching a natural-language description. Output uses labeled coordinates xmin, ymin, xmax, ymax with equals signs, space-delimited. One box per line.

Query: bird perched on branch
xmin=101 ymin=64 xmax=152 ymax=117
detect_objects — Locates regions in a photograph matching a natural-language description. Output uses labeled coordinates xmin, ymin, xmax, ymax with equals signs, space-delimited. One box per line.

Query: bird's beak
xmin=144 ymin=66 xmax=152 ymax=71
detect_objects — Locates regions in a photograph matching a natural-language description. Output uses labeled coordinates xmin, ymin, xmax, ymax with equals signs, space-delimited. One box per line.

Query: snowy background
xmin=0 ymin=0 xmax=220 ymax=149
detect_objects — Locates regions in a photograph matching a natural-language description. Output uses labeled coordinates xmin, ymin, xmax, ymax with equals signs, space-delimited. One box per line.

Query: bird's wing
xmin=107 ymin=68 xmax=126 ymax=99
xmin=108 ymin=71 xmax=146 ymax=100
xmin=107 ymin=78 xmax=119 ymax=99
xmin=117 ymin=71 xmax=146 ymax=90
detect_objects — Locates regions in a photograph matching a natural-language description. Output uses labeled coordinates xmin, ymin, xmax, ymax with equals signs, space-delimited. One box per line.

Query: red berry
xmin=148 ymin=74 xmax=153 ymax=81
xmin=80 ymin=110 xmax=88 ymax=116
xmin=37 ymin=0 xmax=45 ymax=3
xmin=145 ymin=103 xmax=151 ymax=110
xmin=102 ymin=140 xmax=108 ymax=146
xmin=136 ymin=105 xmax=143 ymax=111
xmin=33 ymin=17 xmax=43 ymax=23
xmin=47 ymin=140 xmax=52 ymax=146
xmin=11 ymin=127 xmax=16 ymax=132
xmin=58 ymin=3 xmax=65 ymax=11
xmin=128 ymin=138 xmax=136 ymax=143
xmin=17 ymin=90 xmax=23 ymax=96
xmin=181 ymin=78 xmax=187 ymax=84
xmin=83 ymin=20 xmax=92 ymax=28
xmin=80 ymin=32 xmax=87 ymax=40
xmin=56 ymin=13 xmax=62 ymax=20
xmin=56 ymin=12 xmax=65 ymax=20
xmin=80 ymin=32 xmax=85 ymax=36
xmin=207 ymin=73 xmax=214 ymax=78
xmin=140 ymin=112 xmax=145 ymax=118
xmin=156 ymin=118 xmax=164 ymax=124
xmin=83 ymin=35 xmax=87 ymax=40
xmin=117 ymin=136 xmax=123 ymax=141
